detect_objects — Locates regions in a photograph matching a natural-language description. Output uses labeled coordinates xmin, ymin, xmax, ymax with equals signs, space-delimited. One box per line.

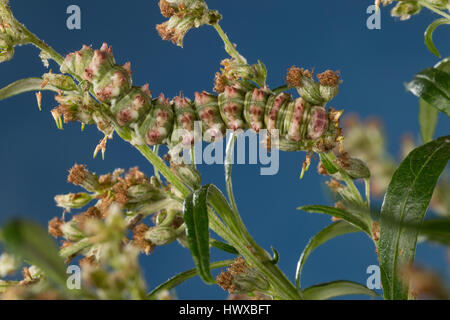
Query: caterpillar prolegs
xmin=60 ymin=44 xmax=342 ymax=153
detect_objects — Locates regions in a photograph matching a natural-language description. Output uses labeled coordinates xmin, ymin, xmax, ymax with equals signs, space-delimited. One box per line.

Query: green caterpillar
xmin=60 ymin=43 xmax=342 ymax=153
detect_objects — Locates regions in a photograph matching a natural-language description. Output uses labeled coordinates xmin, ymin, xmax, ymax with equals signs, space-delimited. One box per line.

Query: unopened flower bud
xmin=156 ymin=0 xmax=221 ymax=47
xmin=307 ymin=106 xmax=329 ymax=140
xmin=171 ymin=163 xmax=202 ymax=189
xmin=0 ymin=2 xmax=28 ymax=62
xmin=145 ymin=226 xmax=177 ymax=246
xmin=0 ymin=40 xmax=13 ymax=62
xmin=60 ymin=220 xmax=85 ymax=241
xmin=42 ymin=72 xmax=78 ymax=91
xmin=391 ymin=1 xmax=422 ymax=20
xmin=127 ymin=184 xmax=160 ymax=203
xmin=344 ymin=158 xmax=371 ymax=180
xmin=54 ymin=192 xmax=93 ymax=209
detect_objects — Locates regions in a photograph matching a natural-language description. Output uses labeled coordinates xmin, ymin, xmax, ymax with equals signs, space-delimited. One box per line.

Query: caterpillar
xmin=60 ymin=43 xmax=342 ymax=153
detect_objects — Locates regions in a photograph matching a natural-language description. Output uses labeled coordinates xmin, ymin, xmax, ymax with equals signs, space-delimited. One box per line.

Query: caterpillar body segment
xmin=60 ymin=44 xmax=341 ymax=153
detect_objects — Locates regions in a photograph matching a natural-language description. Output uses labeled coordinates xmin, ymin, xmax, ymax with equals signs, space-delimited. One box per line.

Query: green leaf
xmin=435 ymin=57 xmax=450 ymax=73
xmin=379 ymin=136 xmax=450 ymax=300
xmin=183 ymin=186 xmax=216 ymax=284
xmin=319 ymin=153 xmax=339 ymax=174
xmin=206 ymin=184 xmax=244 ymax=240
xmin=303 ymin=280 xmax=379 ymax=300
xmin=210 ymin=239 xmax=239 ymax=255
xmin=0 ymin=220 xmax=67 ymax=287
xmin=297 ymin=205 xmax=371 ymax=234
xmin=148 ymin=260 xmax=233 ymax=299
xmin=417 ymin=58 xmax=450 ymax=143
xmin=419 ymin=99 xmax=439 ymax=143
xmin=424 ymin=19 xmax=450 ymax=58
xmin=406 ymin=68 xmax=450 ymax=117
xmin=0 ymin=78 xmax=60 ymax=100
xmin=295 ymin=221 xmax=361 ymax=288
xmin=420 ymin=219 xmax=450 ymax=245
xmin=269 ymin=247 xmax=280 ymax=264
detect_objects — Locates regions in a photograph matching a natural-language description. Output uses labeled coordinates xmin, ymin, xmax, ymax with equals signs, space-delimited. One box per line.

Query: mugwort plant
xmin=0 ymin=0 xmax=449 ymax=300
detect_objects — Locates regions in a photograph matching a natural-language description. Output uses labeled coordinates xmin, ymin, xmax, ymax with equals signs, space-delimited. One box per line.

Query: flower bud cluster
xmin=51 ymin=165 xmax=182 ymax=262
xmin=0 ymin=0 xmax=28 ymax=62
xmin=216 ymin=257 xmax=270 ymax=295
xmin=214 ymin=58 xmax=267 ymax=93
xmin=381 ymin=0 xmax=449 ymax=21
xmin=59 ymin=44 xmax=344 ymax=156
xmin=156 ymin=0 xmax=222 ymax=47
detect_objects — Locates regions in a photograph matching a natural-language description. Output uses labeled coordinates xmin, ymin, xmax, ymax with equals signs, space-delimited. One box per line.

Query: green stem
xmin=59 ymin=238 xmax=91 ymax=259
xmin=18 ymin=22 xmax=64 ymax=65
xmin=365 ymin=178 xmax=371 ymax=209
xmin=324 ymin=152 xmax=365 ymax=204
xmin=419 ymin=1 xmax=450 ymax=19
xmin=152 ymin=145 xmax=162 ymax=184
xmin=272 ymin=85 xmax=290 ymax=94
xmin=136 ymin=144 xmax=191 ymax=197
xmin=224 ymin=133 xmax=260 ymax=249
xmin=190 ymin=146 xmax=197 ymax=171
xmin=213 ymin=23 xmax=245 ymax=64
xmin=15 ymin=22 xmax=300 ymax=300
xmin=207 ymin=209 xmax=302 ymax=300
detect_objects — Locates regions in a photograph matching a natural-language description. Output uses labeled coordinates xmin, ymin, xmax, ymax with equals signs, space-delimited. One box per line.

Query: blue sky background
xmin=0 ymin=0 xmax=449 ymax=299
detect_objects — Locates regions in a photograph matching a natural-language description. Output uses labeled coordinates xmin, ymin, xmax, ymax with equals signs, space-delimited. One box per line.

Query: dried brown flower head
xmin=159 ymin=0 xmax=176 ymax=18
xmin=67 ymin=164 xmax=87 ymax=186
xmin=317 ymin=70 xmax=340 ymax=87
xmin=213 ymin=72 xmax=228 ymax=93
xmin=48 ymin=217 xmax=64 ymax=238
xmin=286 ymin=66 xmax=313 ymax=88
xmin=132 ymin=223 xmax=154 ymax=255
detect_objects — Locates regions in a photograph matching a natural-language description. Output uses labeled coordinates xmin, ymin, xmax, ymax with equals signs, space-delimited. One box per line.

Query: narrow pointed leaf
xmin=295 ymin=221 xmax=360 ymax=288
xmin=424 ymin=19 xmax=450 ymax=58
xmin=148 ymin=260 xmax=233 ymax=299
xmin=0 ymin=78 xmax=60 ymax=100
xmin=1 ymin=220 xmax=67 ymax=287
xmin=419 ymin=99 xmax=438 ymax=143
xmin=420 ymin=219 xmax=450 ymax=245
xmin=297 ymin=205 xmax=371 ymax=234
xmin=303 ymin=280 xmax=379 ymax=300
xmin=210 ymin=239 xmax=239 ymax=255
xmin=183 ymin=187 xmax=215 ymax=284
xmin=417 ymin=58 xmax=449 ymax=143
xmin=379 ymin=136 xmax=450 ymax=300
xmin=406 ymin=68 xmax=450 ymax=117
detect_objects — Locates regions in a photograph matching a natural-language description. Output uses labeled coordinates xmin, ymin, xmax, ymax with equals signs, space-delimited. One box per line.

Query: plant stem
xmin=365 ymin=178 xmax=371 ymax=209
xmin=207 ymin=208 xmax=302 ymax=300
xmin=16 ymin=24 xmax=301 ymax=300
xmin=419 ymin=1 xmax=450 ymax=19
xmin=148 ymin=260 xmax=234 ymax=299
xmin=18 ymin=22 xmax=64 ymax=65
xmin=136 ymin=144 xmax=190 ymax=197
xmin=152 ymin=145 xmax=162 ymax=184
xmin=224 ymin=133 xmax=260 ymax=249
xmin=213 ymin=23 xmax=246 ymax=64
xmin=323 ymin=152 xmax=365 ymax=204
